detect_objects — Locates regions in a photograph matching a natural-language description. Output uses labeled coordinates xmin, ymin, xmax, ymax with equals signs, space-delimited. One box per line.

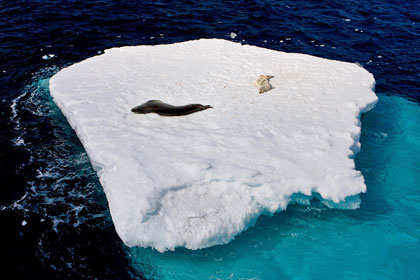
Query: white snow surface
xmin=49 ymin=39 xmax=377 ymax=252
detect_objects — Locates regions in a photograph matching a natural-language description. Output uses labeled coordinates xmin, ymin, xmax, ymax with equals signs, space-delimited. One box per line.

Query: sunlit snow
xmin=49 ymin=39 xmax=377 ymax=252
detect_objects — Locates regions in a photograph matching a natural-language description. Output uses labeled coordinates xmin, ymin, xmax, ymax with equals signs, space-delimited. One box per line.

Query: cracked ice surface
xmin=49 ymin=39 xmax=377 ymax=252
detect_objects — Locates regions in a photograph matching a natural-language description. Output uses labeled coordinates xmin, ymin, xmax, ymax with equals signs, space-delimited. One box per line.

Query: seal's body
xmin=131 ymin=100 xmax=212 ymax=116
xmin=256 ymin=75 xmax=274 ymax=94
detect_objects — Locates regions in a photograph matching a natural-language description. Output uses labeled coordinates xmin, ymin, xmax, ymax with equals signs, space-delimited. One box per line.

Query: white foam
xmin=49 ymin=39 xmax=377 ymax=252
xmin=42 ymin=54 xmax=55 ymax=60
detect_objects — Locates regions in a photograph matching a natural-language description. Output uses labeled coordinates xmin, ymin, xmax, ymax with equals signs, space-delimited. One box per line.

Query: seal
xmin=131 ymin=100 xmax=212 ymax=116
xmin=256 ymin=75 xmax=274 ymax=94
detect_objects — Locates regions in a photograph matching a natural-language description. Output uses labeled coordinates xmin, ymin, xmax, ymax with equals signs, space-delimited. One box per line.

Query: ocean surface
xmin=1 ymin=0 xmax=419 ymax=279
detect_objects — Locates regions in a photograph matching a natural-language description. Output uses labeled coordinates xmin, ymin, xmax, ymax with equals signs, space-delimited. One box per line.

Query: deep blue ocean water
xmin=1 ymin=1 xmax=419 ymax=279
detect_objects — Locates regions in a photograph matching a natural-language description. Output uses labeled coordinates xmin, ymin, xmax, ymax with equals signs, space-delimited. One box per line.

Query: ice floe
xmin=49 ymin=39 xmax=377 ymax=252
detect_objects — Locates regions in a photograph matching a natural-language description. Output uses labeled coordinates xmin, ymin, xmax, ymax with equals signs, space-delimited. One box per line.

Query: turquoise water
xmin=130 ymin=95 xmax=420 ymax=279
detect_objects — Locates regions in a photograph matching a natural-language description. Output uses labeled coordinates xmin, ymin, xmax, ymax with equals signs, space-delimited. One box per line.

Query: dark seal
xmin=131 ymin=100 xmax=212 ymax=116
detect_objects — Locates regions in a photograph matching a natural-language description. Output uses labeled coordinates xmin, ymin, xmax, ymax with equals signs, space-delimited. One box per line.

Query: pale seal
xmin=131 ymin=100 xmax=212 ymax=116
xmin=256 ymin=75 xmax=274 ymax=94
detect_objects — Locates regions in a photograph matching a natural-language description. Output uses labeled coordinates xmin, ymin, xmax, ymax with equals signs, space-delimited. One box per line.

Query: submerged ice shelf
xmin=49 ymin=39 xmax=377 ymax=252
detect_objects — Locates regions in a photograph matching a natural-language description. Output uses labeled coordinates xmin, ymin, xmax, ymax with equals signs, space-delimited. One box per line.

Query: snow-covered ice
xmin=49 ymin=39 xmax=377 ymax=252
